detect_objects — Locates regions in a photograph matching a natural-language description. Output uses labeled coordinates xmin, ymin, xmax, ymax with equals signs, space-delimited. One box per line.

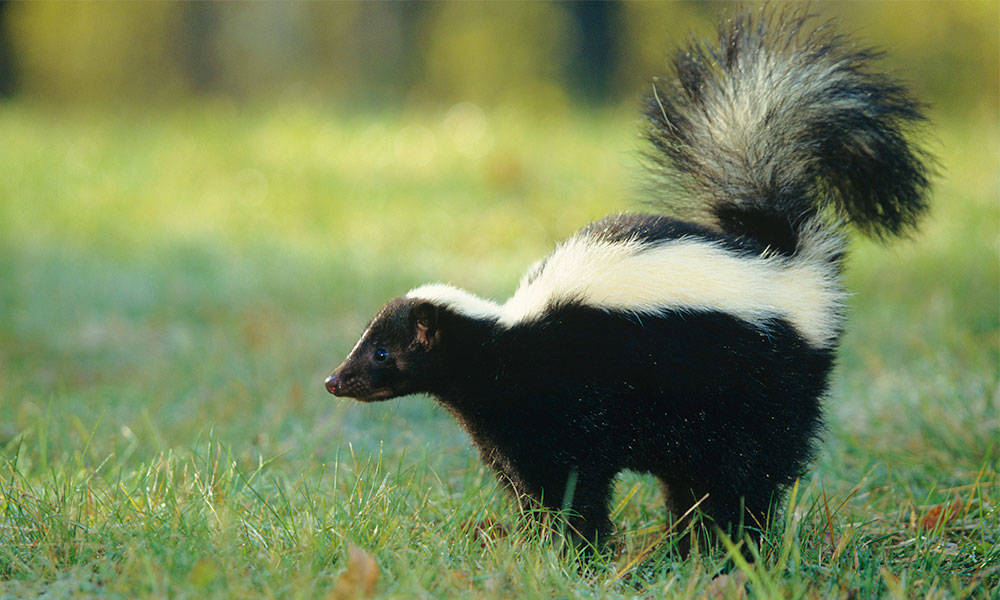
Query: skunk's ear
xmin=411 ymin=301 xmax=440 ymax=347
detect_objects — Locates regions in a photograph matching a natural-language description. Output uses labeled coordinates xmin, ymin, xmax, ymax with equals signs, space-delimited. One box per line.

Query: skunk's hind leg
xmin=658 ymin=473 xmax=771 ymax=558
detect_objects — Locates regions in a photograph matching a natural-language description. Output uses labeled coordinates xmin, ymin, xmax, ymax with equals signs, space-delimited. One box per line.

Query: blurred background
xmin=0 ymin=1 xmax=996 ymax=113
xmin=0 ymin=0 xmax=997 ymax=475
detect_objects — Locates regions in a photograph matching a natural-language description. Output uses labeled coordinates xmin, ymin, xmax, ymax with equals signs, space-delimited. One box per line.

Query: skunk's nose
xmin=324 ymin=374 xmax=340 ymax=395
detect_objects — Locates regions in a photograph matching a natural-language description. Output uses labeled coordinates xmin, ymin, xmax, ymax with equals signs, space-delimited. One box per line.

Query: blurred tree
xmin=211 ymin=2 xmax=312 ymax=99
xmin=321 ymin=2 xmax=429 ymax=105
xmin=565 ymin=1 xmax=622 ymax=103
xmin=386 ymin=2 xmax=430 ymax=101
xmin=0 ymin=0 xmax=17 ymax=97
xmin=178 ymin=1 xmax=220 ymax=93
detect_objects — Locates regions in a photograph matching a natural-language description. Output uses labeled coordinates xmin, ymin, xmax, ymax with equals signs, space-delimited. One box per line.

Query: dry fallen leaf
xmin=327 ymin=544 xmax=379 ymax=600
xmin=703 ymin=571 xmax=748 ymax=600
xmin=460 ymin=517 xmax=510 ymax=546
xmin=918 ymin=498 xmax=964 ymax=532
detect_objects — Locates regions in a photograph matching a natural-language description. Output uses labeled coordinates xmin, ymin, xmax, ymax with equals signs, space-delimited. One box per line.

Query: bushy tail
xmin=644 ymin=8 xmax=931 ymax=254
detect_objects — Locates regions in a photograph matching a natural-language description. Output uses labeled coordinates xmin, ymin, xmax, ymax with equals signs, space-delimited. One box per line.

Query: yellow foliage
xmin=3 ymin=1 xmax=996 ymax=115
xmin=9 ymin=1 xmax=186 ymax=102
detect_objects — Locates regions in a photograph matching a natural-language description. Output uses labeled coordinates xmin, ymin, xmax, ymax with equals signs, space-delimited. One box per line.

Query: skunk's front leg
xmin=512 ymin=462 xmax=616 ymax=551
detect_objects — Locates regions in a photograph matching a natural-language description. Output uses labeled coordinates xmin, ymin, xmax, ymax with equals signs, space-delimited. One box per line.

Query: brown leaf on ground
xmin=703 ymin=571 xmax=748 ymax=600
xmin=460 ymin=517 xmax=510 ymax=546
xmin=327 ymin=544 xmax=379 ymax=600
xmin=446 ymin=569 xmax=472 ymax=588
xmin=918 ymin=498 xmax=964 ymax=531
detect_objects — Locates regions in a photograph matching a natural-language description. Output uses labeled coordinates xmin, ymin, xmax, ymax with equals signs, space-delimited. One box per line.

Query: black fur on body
xmin=324 ymin=9 xmax=930 ymax=554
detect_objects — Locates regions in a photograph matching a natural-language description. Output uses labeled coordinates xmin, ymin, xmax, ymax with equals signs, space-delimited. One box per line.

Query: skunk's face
xmin=325 ymin=298 xmax=442 ymax=402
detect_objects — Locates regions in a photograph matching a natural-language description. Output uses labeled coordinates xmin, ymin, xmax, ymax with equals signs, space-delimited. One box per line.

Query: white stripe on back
xmin=407 ymin=227 xmax=844 ymax=348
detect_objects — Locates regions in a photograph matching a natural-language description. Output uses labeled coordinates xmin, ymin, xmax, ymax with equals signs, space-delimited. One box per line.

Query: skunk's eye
xmin=373 ymin=347 xmax=388 ymax=362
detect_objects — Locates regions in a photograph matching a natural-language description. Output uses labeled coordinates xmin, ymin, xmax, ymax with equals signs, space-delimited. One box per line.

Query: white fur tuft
xmin=406 ymin=283 xmax=502 ymax=321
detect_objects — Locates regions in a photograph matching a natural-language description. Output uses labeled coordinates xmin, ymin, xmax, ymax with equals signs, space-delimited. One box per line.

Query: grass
xmin=0 ymin=100 xmax=997 ymax=598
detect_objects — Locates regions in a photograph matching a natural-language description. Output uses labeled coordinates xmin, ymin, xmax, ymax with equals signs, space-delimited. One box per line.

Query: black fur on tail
xmin=644 ymin=8 xmax=931 ymax=253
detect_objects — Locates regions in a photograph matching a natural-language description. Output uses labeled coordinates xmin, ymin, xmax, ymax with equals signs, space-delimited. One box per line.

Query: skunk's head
xmin=325 ymin=298 xmax=446 ymax=402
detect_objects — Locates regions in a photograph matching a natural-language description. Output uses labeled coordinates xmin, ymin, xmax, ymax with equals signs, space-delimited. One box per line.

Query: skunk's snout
xmin=324 ymin=373 xmax=342 ymax=395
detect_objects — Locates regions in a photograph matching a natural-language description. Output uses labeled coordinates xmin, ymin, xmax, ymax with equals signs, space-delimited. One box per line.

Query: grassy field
xmin=0 ymin=101 xmax=997 ymax=598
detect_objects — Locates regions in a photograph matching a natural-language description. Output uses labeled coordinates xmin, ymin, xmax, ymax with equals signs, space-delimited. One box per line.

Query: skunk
xmin=324 ymin=10 xmax=930 ymax=553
